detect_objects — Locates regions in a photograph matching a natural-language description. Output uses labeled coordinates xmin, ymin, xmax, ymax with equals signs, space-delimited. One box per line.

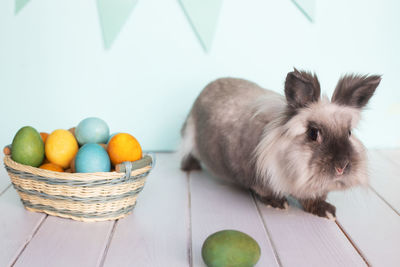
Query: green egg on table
xmin=202 ymin=229 xmax=261 ymax=267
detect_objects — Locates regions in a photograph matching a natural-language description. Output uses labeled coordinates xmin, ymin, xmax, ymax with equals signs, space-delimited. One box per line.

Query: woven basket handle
xmin=115 ymin=154 xmax=153 ymax=173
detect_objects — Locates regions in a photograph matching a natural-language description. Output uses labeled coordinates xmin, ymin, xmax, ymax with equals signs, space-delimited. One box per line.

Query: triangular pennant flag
xmin=291 ymin=0 xmax=315 ymax=22
xmin=15 ymin=0 xmax=30 ymax=14
xmin=97 ymin=0 xmax=138 ymax=49
xmin=179 ymin=0 xmax=223 ymax=52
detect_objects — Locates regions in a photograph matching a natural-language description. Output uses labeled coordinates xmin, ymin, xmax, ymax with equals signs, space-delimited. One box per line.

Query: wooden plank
xmin=190 ymin=170 xmax=279 ymax=267
xmin=376 ymin=149 xmax=400 ymax=166
xmin=103 ymin=153 xmax=190 ymax=267
xmin=256 ymin=198 xmax=366 ymax=267
xmin=328 ymin=187 xmax=400 ymax=267
xmin=367 ymin=150 xmax=400 ymax=214
xmin=14 ymin=216 xmax=114 ymax=267
xmin=0 ymin=187 xmax=45 ymax=266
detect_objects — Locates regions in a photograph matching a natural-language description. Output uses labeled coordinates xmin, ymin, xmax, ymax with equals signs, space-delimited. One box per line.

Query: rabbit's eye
xmin=348 ymin=130 xmax=352 ymax=136
xmin=308 ymin=127 xmax=319 ymax=141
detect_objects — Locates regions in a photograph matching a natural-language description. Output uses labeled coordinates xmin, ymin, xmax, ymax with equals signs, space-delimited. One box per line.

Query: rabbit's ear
xmin=332 ymin=74 xmax=381 ymax=109
xmin=284 ymin=68 xmax=321 ymax=109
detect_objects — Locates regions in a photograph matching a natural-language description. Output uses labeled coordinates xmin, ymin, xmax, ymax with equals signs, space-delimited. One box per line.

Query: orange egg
xmin=107 ymin=133 xmax=142 ymax=166
xmin=39 ymin=163 xmax=64 ymax=172
xmin=40 ymin=132 xmax=49 ymax=143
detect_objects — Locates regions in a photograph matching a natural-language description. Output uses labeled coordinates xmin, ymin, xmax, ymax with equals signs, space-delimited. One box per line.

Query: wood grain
xmin=0 ymin=188 xmax=45 ymax=266
xmin=376 ymin=149 xmax=400 ymax=166
xmin=189 ymin=170 xmax=279 ymax=267
xmin=2 ymin=151 xmax=399 ymax=266
xmin=14 ymin=216 xmax=114 ymax=267
xmin=329 ymin=187 xmax=400 ymax=267
xmin=256 ymin=198 xmax=366 ymax=267
xmin=102 ymin=153 xmax=190 ymax=267
xmin=367 ymin=150 xmax=400 ymax=214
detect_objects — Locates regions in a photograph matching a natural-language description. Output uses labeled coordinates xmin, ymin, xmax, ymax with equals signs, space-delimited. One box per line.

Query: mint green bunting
xmin=15 ymin=0 xmax=30 ymax=14
xmin=97 ymin=0 xmax=138 ymax=49
xmin=291 ymin=0 xmax=315 ymax=22
xmin=179 ymin=0 xmax=223 ymax=52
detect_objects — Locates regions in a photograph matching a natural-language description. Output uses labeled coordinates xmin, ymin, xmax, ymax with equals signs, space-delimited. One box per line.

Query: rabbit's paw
xmin=181 ymin=154 xmax=202 ymax=171
xmin=253 ymin=192 xmax=289 ymax=210
xmin=301 ymin=198 xmax=336 ymax=220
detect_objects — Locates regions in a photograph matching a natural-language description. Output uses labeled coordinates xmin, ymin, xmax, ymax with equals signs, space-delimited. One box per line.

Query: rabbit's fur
xmin=180 ymin=69 xmax=381 ymax=219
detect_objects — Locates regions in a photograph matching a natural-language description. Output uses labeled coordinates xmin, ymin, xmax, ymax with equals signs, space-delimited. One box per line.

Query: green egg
xmin=202 ymin=230 xmax=261 ymax=267
xmin=11 ymin=126 xmax=44 ymax=167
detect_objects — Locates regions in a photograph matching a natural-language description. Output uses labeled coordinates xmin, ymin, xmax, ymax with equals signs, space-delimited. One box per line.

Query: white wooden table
xmin=1 ymin=150 xmax=399 ymax=267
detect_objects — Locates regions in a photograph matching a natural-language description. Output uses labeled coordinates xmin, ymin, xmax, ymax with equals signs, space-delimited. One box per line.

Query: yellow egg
xmin=45 ymin=129 xmax=78 ymax=168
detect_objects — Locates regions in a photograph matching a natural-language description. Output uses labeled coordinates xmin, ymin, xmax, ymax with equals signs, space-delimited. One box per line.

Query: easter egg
xmin=68 ymin=127 xmax=76 ymax=138
xmin=39 ymin=163 xmax=64 ymax=172
xmin=40 ymin=132 xmax=49 ymax=143
xmin=70 ymin=155 xmax=76 ymax=172
xmin=11 ymin=126 xmax=44 ymax=167
xmin=75 ymin=117 xmax=109 ymax=145
xmin=45 ymin=129 xmax=79 ymax=168
xmin=202 ymin=230 xmax=261 ymax=267
xmin=107 ymin=133 xmax=142 ymax=166
xmin=75 ymin=143 xmax=111 ymax=173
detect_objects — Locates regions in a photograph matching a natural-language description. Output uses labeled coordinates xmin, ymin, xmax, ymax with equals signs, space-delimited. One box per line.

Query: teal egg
xmin=75 ymin=117 xmax=109 ymax=146
xmin=75 ymin=144 xmax=111 ymax=173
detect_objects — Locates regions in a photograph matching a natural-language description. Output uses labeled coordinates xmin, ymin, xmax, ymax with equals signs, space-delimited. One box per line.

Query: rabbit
xmin=180 ymin=69 xmax=381 ymax=220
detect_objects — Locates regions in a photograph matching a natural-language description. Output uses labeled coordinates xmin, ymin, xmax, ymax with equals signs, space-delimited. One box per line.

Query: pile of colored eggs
xmin=7 ymin=117 xmax=142 ymax=173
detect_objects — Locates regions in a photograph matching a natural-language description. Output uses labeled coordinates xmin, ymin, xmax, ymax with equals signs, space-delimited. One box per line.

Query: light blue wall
xmin=1 ymin=0 xmax=399 ymax=151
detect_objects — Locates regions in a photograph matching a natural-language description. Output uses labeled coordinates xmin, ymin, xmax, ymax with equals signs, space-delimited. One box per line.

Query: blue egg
xmin=107 ymin=132 xmax=120 ymax=144
xmin=75 ymin=144 xmax=111 ymax=173
xmin=75 ymin=117 xmax=109 ymax=145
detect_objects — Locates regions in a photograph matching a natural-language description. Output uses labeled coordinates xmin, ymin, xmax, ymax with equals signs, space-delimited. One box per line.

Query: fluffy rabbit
xmin=180 ymin=69 xmax=381 ymax=219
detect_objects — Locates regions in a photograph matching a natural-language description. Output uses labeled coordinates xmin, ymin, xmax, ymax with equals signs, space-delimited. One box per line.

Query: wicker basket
xmin=3 ymin=152 xmax=154 ymax=222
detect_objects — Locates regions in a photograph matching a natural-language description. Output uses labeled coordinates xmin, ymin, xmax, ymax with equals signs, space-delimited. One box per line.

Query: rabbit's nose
xmin=335 ymin=161 xmax=349 ymax=176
